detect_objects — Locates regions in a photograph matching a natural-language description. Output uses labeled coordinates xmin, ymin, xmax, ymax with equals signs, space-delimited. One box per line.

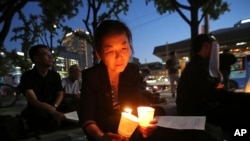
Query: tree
xmin=1 ymin=0 xmax=83 ymax=71
xmin=6 ymin=49 xmax=32 ymax=73
xmin=1 ymin=0 xmax=133 ymax=67
xmin=0 ymin=0 xmax=82 ymax=48
xmin=38 ymin=0 xmax=83 ymax=49
xmin=0 ymin=46 xmax=11 ymax=77
xmin=0 ymin=0 xmax=28 ymax=47
xmin=146 ymin=0 xmax=230 ymax=57
xmin=81 ymin=0 xmax=132 ymax=65
xmin=10 ymin=12 xmax=38 ymax=66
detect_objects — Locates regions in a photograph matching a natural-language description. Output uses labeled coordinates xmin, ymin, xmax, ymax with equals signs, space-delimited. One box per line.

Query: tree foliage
xmin=0 ymin=47 xmax=31 ymax=77
xmin=1 ymin=0 xmax=133 ymax=72
xmin=146 ymin=0 xmax=230 ymax=56
xmin=7 ymin=50 xmax=32 ymax=73
xmin=0 ymin=0 xmax=83 ymax=47
xmin=0 ymin=0 xmax=29 ymax=47
xmin=0 ymin=46 xmax=11 ymax=76
xmin=81 ymin=0 xmax=132 ymax=64
xmin=0 ymin=0 xmax=83 ymax=73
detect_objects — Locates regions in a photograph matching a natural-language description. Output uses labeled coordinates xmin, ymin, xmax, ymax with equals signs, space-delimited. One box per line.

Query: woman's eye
xmin=104 ymin=50 xmax=114 ymax=54
xmin=122 ymin=47 xmax=127 ymax=50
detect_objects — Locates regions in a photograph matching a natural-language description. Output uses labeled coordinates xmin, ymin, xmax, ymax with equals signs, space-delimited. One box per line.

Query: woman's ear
xmin=95 ymin=51 xmax=101 ymax=60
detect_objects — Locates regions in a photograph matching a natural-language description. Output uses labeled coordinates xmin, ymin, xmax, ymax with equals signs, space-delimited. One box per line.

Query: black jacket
xmin=79 ymin=62 xmax=144 ymax=140
xmin=176 ymin=55 xmax=220 ymax=116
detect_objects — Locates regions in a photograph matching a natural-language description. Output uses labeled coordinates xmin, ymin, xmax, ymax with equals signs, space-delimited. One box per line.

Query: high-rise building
xmin=55 ymin=29 xmax=93 ymax=78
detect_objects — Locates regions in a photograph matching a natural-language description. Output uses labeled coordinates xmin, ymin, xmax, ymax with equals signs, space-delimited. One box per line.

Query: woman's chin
xmin=115 ymin=66 xmax=126 ymax=73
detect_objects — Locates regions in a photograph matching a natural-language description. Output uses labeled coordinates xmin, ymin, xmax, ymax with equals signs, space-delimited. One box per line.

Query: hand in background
xmin=51 ymin=110 xmax=66 ymax=121
xmin=42 ymin=102 xmax=56 ymax=111
xmin=43 ymin=102 xmax=65 ymax=121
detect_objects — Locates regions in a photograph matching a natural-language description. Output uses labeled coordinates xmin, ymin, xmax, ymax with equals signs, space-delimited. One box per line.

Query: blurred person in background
xmin=219 ymin=49 xmax=236 ymax=90
xmin=165 ymin=51 xmax=180 ymax=98
xmin=177 ymin=34 xmax=250 ymax=140
xmin=60 ymin=64 xmax=82 ymax=113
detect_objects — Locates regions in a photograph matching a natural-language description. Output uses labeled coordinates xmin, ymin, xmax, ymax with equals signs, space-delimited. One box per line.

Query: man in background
xmin=177 ymin=34 xmax=250 ymax=140
xmin=219 ymin=49 xmax=237 ymax=90
xmin=166 ymin=51 xmax=180 ymax=98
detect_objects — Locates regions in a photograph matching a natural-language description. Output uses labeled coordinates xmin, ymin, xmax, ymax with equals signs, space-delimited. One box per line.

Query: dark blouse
xmin=79 ymin=62 xmax=144 ymax=138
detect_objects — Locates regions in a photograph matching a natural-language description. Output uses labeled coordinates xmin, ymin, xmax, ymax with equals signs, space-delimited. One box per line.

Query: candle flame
xmin=124 ymin=108 xmax=132 ymax=114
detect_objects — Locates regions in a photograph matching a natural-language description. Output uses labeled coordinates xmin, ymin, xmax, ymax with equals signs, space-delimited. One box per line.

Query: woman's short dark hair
xmin=29 ymin=44 xmax=48 ymax=63
xmin=192 ymin=34 xmax=217 ymax=54
xmin=94 ymin=20 xmax=133 ymax=54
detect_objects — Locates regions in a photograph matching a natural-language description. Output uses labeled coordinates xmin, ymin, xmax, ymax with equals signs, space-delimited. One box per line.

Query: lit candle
xmin=137 ymin=106 xmax=155 ymax=127
xmin=124 ymin=108 xmax=132 ymax=114
xmin=118 ymin=108 xmax=139 ymax=138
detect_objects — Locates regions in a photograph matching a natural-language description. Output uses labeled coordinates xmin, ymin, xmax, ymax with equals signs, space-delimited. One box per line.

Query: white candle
xmin=118 ymin=108 xmax=139 ymax=138
xmin=137 ymin=106 xmax=155 ymax=127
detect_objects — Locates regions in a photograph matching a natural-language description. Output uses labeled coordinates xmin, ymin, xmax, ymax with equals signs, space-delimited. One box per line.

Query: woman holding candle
xmin=79 ymin=20 xmax=157 ymax=141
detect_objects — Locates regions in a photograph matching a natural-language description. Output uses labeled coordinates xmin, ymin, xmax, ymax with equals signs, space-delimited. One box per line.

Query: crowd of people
xmin=17 ymin=20 xmax=158 ymax=141
xmin=8 ymin=19 xmax=248 ymax=141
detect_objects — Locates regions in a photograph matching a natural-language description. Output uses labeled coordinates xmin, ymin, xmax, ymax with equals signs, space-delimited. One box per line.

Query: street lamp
xmin=50 ymin=24 xmax=57 ymax=51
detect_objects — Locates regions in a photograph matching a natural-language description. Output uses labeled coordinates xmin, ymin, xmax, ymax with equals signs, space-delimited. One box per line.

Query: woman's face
xmin=98 ymin=33 xmax=132 ymax=73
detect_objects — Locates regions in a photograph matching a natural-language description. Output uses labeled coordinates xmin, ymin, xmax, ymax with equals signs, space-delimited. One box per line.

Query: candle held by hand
xmin=137 ymin=106 xmax=155 ymax=127
xmin=118 ymin=108 xmax=139 ymax=138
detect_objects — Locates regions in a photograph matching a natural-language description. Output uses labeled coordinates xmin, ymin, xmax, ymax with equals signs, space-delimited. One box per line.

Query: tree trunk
xmin=190 ymin=7 xmax=199 ymax=59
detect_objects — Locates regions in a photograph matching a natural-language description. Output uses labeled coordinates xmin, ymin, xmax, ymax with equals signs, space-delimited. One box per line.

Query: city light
xmin=241 ymin=19 xmax=250 ymax=24
xmin=17 ymin=51 xmax=24 ymax=56
xmin=0 ymin=52 xmax=5 ymax=56
xmin=236 ymin=42 xmax=247 ymax=46
xmin=66 ymin=32 xmax=73 ymax=37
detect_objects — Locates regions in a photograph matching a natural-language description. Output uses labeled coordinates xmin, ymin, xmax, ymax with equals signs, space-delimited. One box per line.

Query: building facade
xmin=153 ymin=19 xmax=250 ymax=62
xmin=140 ymin=62 xmax=166 ymax=80
xmin=55 ymin=29 xmax=93 ymax=78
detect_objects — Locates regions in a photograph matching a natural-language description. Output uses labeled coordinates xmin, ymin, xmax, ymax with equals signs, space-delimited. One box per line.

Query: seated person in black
xmin=176 ymin=34 xmax=250 ymax=140
xmin=19 ymin=44 xmax=65 ymax=132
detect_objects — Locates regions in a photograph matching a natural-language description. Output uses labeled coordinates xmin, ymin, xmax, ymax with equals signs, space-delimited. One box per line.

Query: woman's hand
xmin=138 ymin=118 xmax=158 ymax=138
xmin=99 ymin=132 xmax=128 ymax=141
